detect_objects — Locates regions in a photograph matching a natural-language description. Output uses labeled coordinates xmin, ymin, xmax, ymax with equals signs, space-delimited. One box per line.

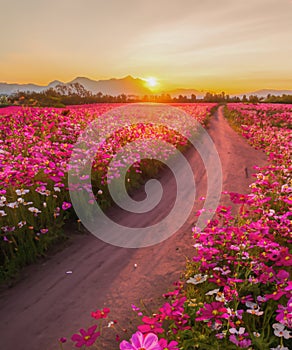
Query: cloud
xmin=0 ymin=0 xmax=291 ymax=91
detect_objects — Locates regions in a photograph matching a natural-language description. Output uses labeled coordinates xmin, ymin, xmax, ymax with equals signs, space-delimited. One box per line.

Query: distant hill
xmin=0 ymin=82 xmax=46 ymax=95
xmin=0 ymin=80 xmax=66 ymax=95
xmin=0 ymin=76 xmax=152 ymax=96
xmin=69 ymin=75 xmax=152 ymax=96
xmin=235 ymin=89 xmax=292 ymax=98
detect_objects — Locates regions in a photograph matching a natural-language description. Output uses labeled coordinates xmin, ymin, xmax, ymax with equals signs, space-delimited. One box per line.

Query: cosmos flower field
xmin=0 ymin=102 xmax=291 ymax=349
xmin=0 ymin=103 xmax=214 ymax=280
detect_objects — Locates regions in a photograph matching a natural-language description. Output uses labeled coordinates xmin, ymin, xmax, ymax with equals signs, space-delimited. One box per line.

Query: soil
xmin=0 ymin=107 xmax=267 ymax=350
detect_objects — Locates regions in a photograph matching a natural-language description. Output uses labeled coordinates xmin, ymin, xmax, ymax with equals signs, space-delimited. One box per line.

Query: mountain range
xmin=0 ymin=75 xmax=291 ymax=98
xmin=0 ymin=76 xmax=152 ymax=96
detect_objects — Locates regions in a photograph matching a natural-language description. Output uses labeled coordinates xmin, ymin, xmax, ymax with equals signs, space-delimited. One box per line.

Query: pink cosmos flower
xmin=229 ymin=334 xmax=251 ymax=348
xmin=71 ymin=325 xmax=100 ymax=348
xmin=119 ymin=331 xmax=161 ymax=350
xmin=159 ymin=297 xmax=186 ymax=318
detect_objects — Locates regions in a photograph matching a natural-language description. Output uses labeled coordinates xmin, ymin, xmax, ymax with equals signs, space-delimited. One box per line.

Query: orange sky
xmin=1 ymin=0 xmax=292 ymax=93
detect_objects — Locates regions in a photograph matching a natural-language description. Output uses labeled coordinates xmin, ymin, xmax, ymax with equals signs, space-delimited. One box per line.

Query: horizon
xmin=1 ymin=0 xmax=292 ymax=93
xmin=1 ymin=74 xmax=292 ymax=96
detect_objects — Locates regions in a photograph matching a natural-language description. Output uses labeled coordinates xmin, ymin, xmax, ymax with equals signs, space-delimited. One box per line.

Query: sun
xmin=144 ymin=77 xmax=158 ymax=88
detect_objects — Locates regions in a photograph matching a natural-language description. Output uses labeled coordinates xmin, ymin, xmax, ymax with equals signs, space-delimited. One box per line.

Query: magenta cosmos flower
xmin=196 ymin=302 xmax=229 ymax=322
xmin=62 ymin=201 xmax=72 ymax=210
xmin=71 ymin=325 xmax=100 ymax=348
xmin=158 ymin=338 xmax=179 ymax=350
xmin=120 ymin=331 xmax=161 ymax=350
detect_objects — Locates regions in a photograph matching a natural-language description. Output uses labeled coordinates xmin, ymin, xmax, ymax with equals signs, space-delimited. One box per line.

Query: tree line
xmin=1 ymin=83 xmax=292 ymax=107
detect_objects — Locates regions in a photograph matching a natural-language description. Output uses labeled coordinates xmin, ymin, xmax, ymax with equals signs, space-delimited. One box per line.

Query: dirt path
xmin=0 ymin=107 xmax=267 ymax=350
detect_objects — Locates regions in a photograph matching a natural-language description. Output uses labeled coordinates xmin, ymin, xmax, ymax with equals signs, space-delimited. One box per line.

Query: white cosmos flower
xmin=273 ymin=327 xmax=291 ymax=339
xmin=28 ymin=207 xmax=42 ymax=214
xmin=214 ymin=266 xmax=231 ymax=275
xmin=6 ymin=202 xmax=19 ymax=209
xmin=15 ymin=189 xmax=29 ymax=196
xmin=17 ymin=221 xmax=26 ymax=228
xmin=187 ymin=274 xmax=208 ymax=285
xmin=39 ymin=190 xmax=51 ymax=196
xmin=246 ymin=308 xmax=263 ymax=316
xmin=246 ymin=301 xmax=259 ymax=309
xmin=193 ymin=243 xmax=203 ymax=248
xmin=229 ymin=327 xmax=245 ymax=335
xmin=272 ymin=323 xmax=285 ymax=331
xmin=281 ymin=184 xmax=291 ymax=193
xmin=0 ymin=210 xmax=7 ymax=216
xmin=0 ymin=196 xmax=6 ymax=207
xmin=205 ymin=288 xmax=220 ymax=296
xmin=215 ymin=292 xmax=226 ymax=303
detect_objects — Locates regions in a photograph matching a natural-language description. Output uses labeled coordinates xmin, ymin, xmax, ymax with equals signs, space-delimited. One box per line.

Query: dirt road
xmin=0 ymin=107 xmax=267 ymax=350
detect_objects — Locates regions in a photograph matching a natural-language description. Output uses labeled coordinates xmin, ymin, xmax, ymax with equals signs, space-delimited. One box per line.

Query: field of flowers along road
xmin=59 ymin=103 xmax=291 ymax=350
xmin=0 ymin=103 xmax=215 ymax=281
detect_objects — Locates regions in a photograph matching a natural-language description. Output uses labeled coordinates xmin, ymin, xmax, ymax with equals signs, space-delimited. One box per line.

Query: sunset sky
xmin=1 ymin=0 xmax=292 ymax=93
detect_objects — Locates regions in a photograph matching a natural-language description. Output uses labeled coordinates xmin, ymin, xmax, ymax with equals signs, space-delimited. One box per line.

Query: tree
xmin=191 ymin=94 xmax=197 ymax=102
xmin=242 ymin=95 xmax=248 ymax=102
xmin=248 ymin=95 xmax=259 ymax=104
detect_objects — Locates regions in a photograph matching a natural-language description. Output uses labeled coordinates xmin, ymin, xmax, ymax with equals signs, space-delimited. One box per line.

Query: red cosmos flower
xmin=228 ymin=192 xmax=248 ymax=204
xmin=71 ymin=325 xmax=100 ymax=348
xmin=196 ymin=302 xmax=229 ymax=322
xmin=91 ymin=307 xmax=110 ymax=319
xmin=138 ymin=316 xmax=164 ymax=334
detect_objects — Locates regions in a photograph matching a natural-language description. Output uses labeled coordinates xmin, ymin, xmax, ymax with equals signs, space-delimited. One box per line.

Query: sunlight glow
xmin=144 ymin=77 xmax=158 ymax=88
